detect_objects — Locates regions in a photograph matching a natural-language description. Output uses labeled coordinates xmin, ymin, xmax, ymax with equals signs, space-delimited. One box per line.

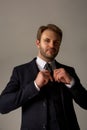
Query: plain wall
xmin=0 ymin=0 xmax=87 ymax=130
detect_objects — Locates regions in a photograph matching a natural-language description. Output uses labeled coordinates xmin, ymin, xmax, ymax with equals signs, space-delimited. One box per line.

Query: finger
xmin=53 ymin=70 xmax=60 ymax=82
xmin=42 ymin=69 xmax=49 ymax=73
xmin=49 ymin=75 xmax=53 ymax=82
xmin=43 ymin=70 xmax=53 ymax=82
xmin=53 ymin=70 xmax=57 ymax=80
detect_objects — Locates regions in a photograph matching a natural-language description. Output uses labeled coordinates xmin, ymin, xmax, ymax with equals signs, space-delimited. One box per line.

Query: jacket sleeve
xmin=67 ymin=68 xmax=87 ymax=110
xmin=0 ymin=67 xmax=39 ymax=114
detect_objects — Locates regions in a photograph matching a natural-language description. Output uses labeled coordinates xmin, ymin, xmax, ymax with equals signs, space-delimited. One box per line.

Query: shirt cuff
xmin=65 ymin=78 xmax=75 ymax=88
xmin=34 ymin=81 xmax=40 ymax=91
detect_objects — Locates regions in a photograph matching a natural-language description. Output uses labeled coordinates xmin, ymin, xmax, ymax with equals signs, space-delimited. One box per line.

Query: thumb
xmin=49 ymin=75 xmax=53 ymax=82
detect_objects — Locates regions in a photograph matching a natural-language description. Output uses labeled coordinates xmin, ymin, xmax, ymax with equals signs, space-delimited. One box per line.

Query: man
xmin=0 ymin=24 xmax=87 ymax=130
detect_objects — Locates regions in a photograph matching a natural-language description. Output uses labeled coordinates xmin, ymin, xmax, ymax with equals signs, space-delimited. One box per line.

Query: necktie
xmin=44 ymin=63 xmax=53 ymax=77
xmin=44 ymin=63 xmax=60 ymax=130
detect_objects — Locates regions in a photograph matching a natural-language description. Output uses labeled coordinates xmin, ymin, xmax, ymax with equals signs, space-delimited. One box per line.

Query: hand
xmin=53 ymin=68 xmax=72 ymax=84
xmin=34 ymin=70 xmax=53 ymax=88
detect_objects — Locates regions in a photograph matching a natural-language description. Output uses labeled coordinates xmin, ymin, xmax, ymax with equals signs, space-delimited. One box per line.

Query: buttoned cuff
xmin=34 ymin=81 xmax=40 ymax=91
xmin=65 ymin=78 xmax=75 ymax=88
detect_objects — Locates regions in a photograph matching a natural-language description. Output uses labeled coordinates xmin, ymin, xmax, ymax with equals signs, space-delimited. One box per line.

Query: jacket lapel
xmin=28 ymin=58 xmax=39 ymax=80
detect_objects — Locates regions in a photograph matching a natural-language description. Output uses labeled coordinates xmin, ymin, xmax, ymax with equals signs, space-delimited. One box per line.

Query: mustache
xmin=47 ymin=48 xmax=57 ymax=51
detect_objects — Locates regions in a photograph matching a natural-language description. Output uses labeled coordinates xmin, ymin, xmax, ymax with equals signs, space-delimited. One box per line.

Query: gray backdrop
xmin=0 ymin=0 xmax=87 ymax=130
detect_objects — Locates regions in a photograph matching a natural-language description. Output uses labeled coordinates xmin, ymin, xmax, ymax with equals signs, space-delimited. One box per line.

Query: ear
xmin=36 ymin=40 xmax=40 ymax=48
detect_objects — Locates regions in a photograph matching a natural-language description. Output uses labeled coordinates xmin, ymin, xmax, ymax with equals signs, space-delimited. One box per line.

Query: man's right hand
xmin=34 ymin=70 xmax=53 ymax=89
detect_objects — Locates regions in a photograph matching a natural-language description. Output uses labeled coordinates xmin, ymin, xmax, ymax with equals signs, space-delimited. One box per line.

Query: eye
xmin=44 ymin=38 xmax=50 ymax=43
xmin=54 ymin=40 xmax=61 ymax=45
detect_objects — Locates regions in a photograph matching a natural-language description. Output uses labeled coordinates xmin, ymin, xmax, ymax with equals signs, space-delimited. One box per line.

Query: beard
xmin=39 ymin=47 xmax=59 ymax=61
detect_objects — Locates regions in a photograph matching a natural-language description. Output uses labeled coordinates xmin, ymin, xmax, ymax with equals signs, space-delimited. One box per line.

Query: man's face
xmin=36 ymin=29 xmax=61 ymax=62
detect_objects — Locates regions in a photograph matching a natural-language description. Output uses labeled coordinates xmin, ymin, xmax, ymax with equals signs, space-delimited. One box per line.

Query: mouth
xmin=47 ymin=48 xmax=57 ymax=53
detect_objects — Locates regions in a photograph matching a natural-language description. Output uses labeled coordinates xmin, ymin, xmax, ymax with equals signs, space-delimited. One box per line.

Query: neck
xmin=37 ymin=56 xmax=54 ymax=62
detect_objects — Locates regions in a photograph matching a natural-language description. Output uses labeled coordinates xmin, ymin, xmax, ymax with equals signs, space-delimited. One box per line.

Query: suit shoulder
xmin=56 ymin=61 xmax=74 ymax=70
xmin=13 ymin=58 xmax=36 ymax=71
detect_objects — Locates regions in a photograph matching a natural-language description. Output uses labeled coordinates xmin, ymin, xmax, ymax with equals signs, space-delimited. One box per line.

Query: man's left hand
xmin=53 ymin=68 xmax=72 ymax=84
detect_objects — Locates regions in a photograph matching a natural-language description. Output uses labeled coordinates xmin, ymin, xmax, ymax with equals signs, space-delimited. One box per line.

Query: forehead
xmin=41 ymin=29 xmax=61 ymax=40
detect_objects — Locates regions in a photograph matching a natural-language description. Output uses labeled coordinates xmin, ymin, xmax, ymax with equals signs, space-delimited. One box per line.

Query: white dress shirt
xmin=34 ymin=57 xmax=75 ymax=91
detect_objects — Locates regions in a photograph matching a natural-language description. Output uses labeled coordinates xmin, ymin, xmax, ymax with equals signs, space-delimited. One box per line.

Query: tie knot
xmin=44 ymin=63 xmax=53 ymax=73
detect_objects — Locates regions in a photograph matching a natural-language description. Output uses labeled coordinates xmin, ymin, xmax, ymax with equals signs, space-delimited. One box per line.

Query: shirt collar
xmin=36 ymin=56 xmax=56 ymax=70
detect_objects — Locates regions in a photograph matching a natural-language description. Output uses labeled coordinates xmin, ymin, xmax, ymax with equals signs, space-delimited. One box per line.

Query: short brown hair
xmin=36 ymin=24 xmax=63 ymax=41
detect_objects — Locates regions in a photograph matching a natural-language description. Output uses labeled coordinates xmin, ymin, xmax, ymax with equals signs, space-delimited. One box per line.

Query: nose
xmin=50 ymin=41 xmax=55 ymax=48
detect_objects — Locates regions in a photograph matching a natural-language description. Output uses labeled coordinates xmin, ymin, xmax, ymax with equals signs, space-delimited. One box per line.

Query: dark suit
xmin=0 ymin=58 xmax=87 ymax=130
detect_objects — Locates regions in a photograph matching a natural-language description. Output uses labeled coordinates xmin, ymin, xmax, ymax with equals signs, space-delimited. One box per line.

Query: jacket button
xmin=42 ymin=124 xmax=46 ymax=129
xmin=43 ymin=101 xmax=46 ymax=107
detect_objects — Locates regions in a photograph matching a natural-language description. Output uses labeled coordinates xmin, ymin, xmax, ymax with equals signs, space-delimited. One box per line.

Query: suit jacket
xmin=0 ymin=58 xmax=87 ymax=130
